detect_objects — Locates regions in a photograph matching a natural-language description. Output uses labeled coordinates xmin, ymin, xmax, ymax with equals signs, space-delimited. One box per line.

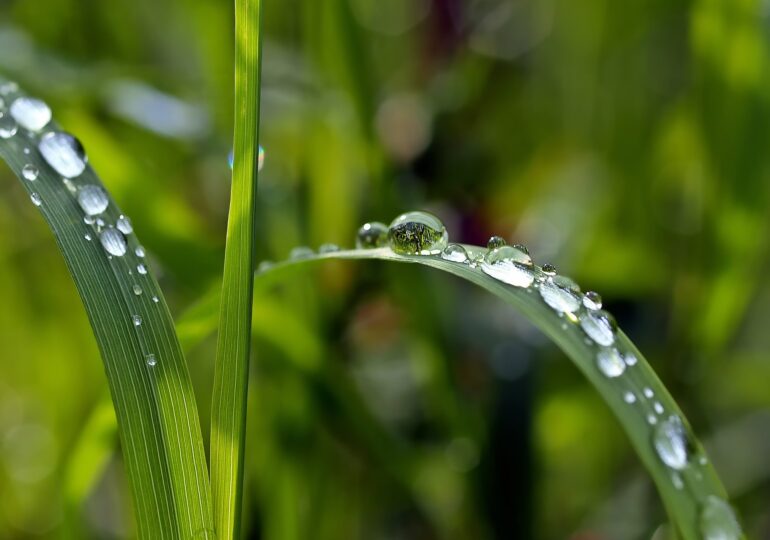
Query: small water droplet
xmin=77 ymin=185 xmax=109 ymax=215
xmin=441 ymin=243 xmax=470 ymax=263
xmin=30 ymin=192 xmax=42 ymax=206
xmin=699 ymin=496 xmax=742 ymax=540
xmin=23 ymin=147 xmax=30 ymax=155
xmin=583 ymin=291 xmax=602 ymax=310
xmin=84 ymin=216 xmax=95 ymax=225
xmin=318 ymin=243 xmax=340 ymax=254
xmin=145 ymin=354 xmax=157 ymax=367
xmin=624 ymin=391 xmax=637 ymax=404
xmin=133 ymin=315 xmax=142 ymax=327
xmin=290 ymin=246 xmax=314 ymax=259
xmin=486 ymin=235 xmax=506 ymax=250
xmin=0 ymin=113 xmax=17 ymax=140
xmin=9 ymin=97 xmax=51 ymax=131
xmin=117 ymin=215 xmax=133 ymax=234
xmin=356 ymin=221 xmax=388 ymax=249
xmin=481 ymin=245 xmax=535 ymax=288
xmin=579 ymin=310 xmax=617 ymax=346
xmin=84 ymin=233 xmax=92 ymax=241
xmin=654 ymin=402 xmax=664 ymax=415
xmin=0 ymin=82 xmax=18 ymax=95
xmin=648 ymin=414 xmax=658 ymax=425
xmin=596 ymin=347 xmax=626 ymax=378
xmin=38 ymin=131 xmax=88 ymax=178
xmin=100 ymin=228 xmax=127 ymax=257
xmin=539 ymin=275 xmax=582 ymax=314
xmin=257 ymin=260 xmax=273 ymax=272
xmin=644 ymin=387 xmax=654 ymax=399
xmin=135 ymin=246 xmax=146 ymax=258
xmin=388 ymin=211 xmax=448 ymax=255
xmin=152 ymin=296 xmax=159 ymax=303
xmin=541 ymin=263 xmax=557 ymax=276
xmin=699 ymin=456 xmax=708 ymax=466
xmin=133 ymin=284 xmax=142 ymax=296
xmin=137 ymin=264 xmax=148 ymax=275
xmin=653 ymin=415 xmax=691 ymax=470
xmin=671 ymin=472 xmax=684 ymax=490
xmin=512 ymin=243 xmax=529 ymax=256
xmin=21 ymin=164 xmax=39 ymax=181
xmin=624 ymin=352 xmax=638 ymax=366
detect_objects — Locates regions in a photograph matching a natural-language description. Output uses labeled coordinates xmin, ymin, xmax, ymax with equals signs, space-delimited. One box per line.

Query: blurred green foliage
xmin=0 ymin=0 xmax=769 ymax=538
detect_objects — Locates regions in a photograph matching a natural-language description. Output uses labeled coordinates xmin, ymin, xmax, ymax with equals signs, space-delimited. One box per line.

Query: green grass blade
xmin=209 ymin=0 xmax=263 ymax=536
xmin=195 ymin=246 xmax=741 ymax=540
xmin=0 ymin=80 xmax=214 ymax=538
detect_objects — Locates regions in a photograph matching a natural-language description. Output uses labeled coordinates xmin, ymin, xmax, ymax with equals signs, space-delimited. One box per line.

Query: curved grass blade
xmin=0 ymin=80 xmax=214 ymax=538
xmin=198 ymin=246 xmax=741 ymax=540
xmin=209 ymin=0 xmax=264 ymax=537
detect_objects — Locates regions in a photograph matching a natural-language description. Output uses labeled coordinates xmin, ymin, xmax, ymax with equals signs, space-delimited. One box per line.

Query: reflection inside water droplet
xmin=388 ymin=211 xmax=448 ymax=255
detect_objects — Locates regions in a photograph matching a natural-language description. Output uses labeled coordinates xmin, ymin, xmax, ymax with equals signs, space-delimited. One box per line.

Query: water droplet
xmin=596 ymin=347 xmax=626 ymax=378
xmin=579 ymin=310 xmax=617 ymax=346
xmin=699 ymin=496 xmax=742 ymax=540
xmin=699 ymin=456 xmax=708 ymax=466
xmin=84 ymin=216 xmax=95 ymax=225
xmin=145 ymin=354 xmax=157 ymax=367
xmin=387 ymin=211 xmax=448 ymax=255
xmin=96 ymin=218 xmax=105 ymax=228
xmin=21 ymin=164 xmax=38 ymax=181
xmin=62 ymin=178 xmax=77 ymax=194
xmin=542 ymin=263 xmax=557 ymax=276
xmin=228 ymin=145 xmax=265 ymax=171
xmin=539 ymin=275 xmax=582 ymax=314
xmin=648 ymin=414 xmax=658 ymax=425
xmin=625 ymin=352 xmax=638 ymax=366
xmin=133 ymin=284 xmax=143 ymax=296
xmin=653 ymin=415 xmax=691 ymax=470
xmin=117 ymin=215 xmax=133 ymax=234
xmin=624 ymin=391 xmax=637 ymax=404
xmin=30 ymin=192 xmax=42 ymax=206
xmin=644 ymin=387 xmax=654 ymax=398
xmin=481 ymin=245 xmax=535 ymax=288
xmin=38 ymin=131 xmax=87 ymax=178
xmin=84 ymin=233 xmax=92 ymax=241
xmin=9 ymin=97 xmax=51 ymax=131
xmin=133 ymin=315 xmax=142 ymax=327
xmin=0 ymin=82 xmax=18 ymax=95
xmin=512 ymin=243 xmax=530 ymax=255
xmin=77 ymin=185 xmax=109 ymax=215
xmin=583 ymin=291 xmax=602 ymax=310
xmin=356 ymin=221 xmax=389 ymax=249
xmin=441 ymin=243 xmax=470 ymax=263
xmin=23 ymin=147 xmax=30 ymax=155
xmin=318 ymin=243 xmax=340 ymax=254
xmin=152 ymin=296 xmax=159 ymax=303
xmin=135 ymin=246 xmax=146 ymax=258
xmin=290 ymin=246 xmax=314 ymax=259
xmin=671 ymin=472 xmax=684 ymax=490
xmin=654 ymin=402 xmax=664 ymax=415
xmin=257 ymin=260 xmax=274 ymax=272
xmin=0 ymin=112 xmax=18 ymax=138
xmin=100 ymin=229 xmax=127 ymax=257
xmin=137 ymin=264 xmax=148 ymax=275
xmin=486 ymin=235 xmax=506 ymax=250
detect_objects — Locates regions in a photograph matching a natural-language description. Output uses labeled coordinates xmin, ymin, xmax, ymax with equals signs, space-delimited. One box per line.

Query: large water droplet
xmin=699 ymin=496 xmax=742 ymax=540
xmin=117 ymin=215 xmax=133 ymax=234
xmin=30 ymin=192 xmax=42 ymax=206
xmin=9 ymin=97 xmax=51 ymax=131
xmin=356 ymin=221 xmax=389 ymax=249
xmin=100 ymin=228 xmax=127 ymax=257
xmin=486 ymin=236 xmax=506 ymax=250
xmin=38 ymin=131 xmax=88 ymax=178
xmin=481 ymin=246 xmax=535 ymax=288
xmin=653 ymin=415 xmax=691 ymax=470
xmin=387 ymin=211 xmax=448 ymax=255
xmin=441 ymin=243 xmax=469 ymax=263
xmin=145 ymin=354 xmax=157 ymax=367
xmin=583 ymin=291 xmax=602 ymax=310
xmin=539 ymin=275 xmax=581 ymax=314
xmin=596 ymin=347 xmax=626 ymax=378
xmin=22 ymin=164 xmax=38 ymax=181
xmin=0 ymin=112 xmax=18 ymax=138
xmin=579 ymin=310 xmax=617 ymax=346
xmin=137 ymin=264 xmax=148 ymax=275
xmin=77 ymin=185 xmax=109 ymax=216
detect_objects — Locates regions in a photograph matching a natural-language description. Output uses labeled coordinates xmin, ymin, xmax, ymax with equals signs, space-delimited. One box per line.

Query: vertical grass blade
xmin=209 ymin=0 xmax=263 ymax=537
xmin=0 ymin=80 xmax=214 ymax=538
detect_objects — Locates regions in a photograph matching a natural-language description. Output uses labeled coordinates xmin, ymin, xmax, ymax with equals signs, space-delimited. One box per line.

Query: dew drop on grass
xmin=671 ymin=472 xmax=684 ymax=490
xmin=135 ymin=246 xmax=145 ymax=258
xmin=654 ymin=402 xmax=664 ymax=415
xmin=541 ymin=263 xmax=557 ymax=276
xmin=387 ymin=211 xmax=448 ymax=255
xmin=0 ymin=112 xmax=18 ymax=138
xmin=133 ymin=285 xmax=143 ymax=296
xmin=152 ymin=296 xmax=159 ymax=303
xmin=648 ymin=414 xmax=658 ymax=425
xmin=539 ymin=275 xmax=582 ymax=314
xmin=145 ymin=354 xmax=157 ymax=367
xmin=30 ymin=192 xmax=42 ymax=206
xmin=596 ymin=347 xmax=626 ymax=378
xmin=9 ymin=97 xmax=51 ymax=131
xmin=512 ymin=243 xmax=529 ymax=255
xmin=257 ymin=260 xmax=273 ymax=272
xmin=481 ymin=245 xmax=535 ymax=288
xmin=699 ymin=496 xmax=742 ymax=540
xmin=137 ymin=264 xmax=147 ymax=275
xmin=356 ymin=221 xmax=389 ymax=249
xmin=62 ymin=178 xmax=76 ymax=194
xmin=441 ymin=243 xmax=469 ymax=263
xmin=624 ymin=391 xmax=636 ymax=404
xmin=133 ymin=315 xmax=142 ymax=327
xmin=653 ymin=415 xmax=691 ymax=470
xmin=100 ymin=228 xmax=127 ymax=257
xmin=77 ymin=185 xmax=109 ymax=215
xmin=38 ymin=131 xmax=87 ymax=178
xmin=318 ymin=243 xmax=340 ymax=254
xmin=579 ymin=309 xmax=617 ymax=346
xmin=644 ymin=387 xmax=654 ymax=399
xmin=583 ymin=291 xmax=602 ymax=310
xmin=117 ymin=215 xmax=133 ymax=234
xmin=290 ymin=246 xmax=313 ymax=260
xmin=0 ymin=82 xmax=18 ymax=95
xmin=486 ymin=235 xmax=506 ymax=250
xmin=84 ymin=233 xmax=92 ymax=241
xmin=21 ymin=164 xmax=38 ymax=181
xmin=228 ymin=145 xmax=265 ymax=171
xmin=625 ymin=352 xmax=638 ymax=366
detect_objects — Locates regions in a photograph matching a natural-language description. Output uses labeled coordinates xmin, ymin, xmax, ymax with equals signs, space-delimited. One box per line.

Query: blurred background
xmin=1 ymin=0 xmax=769 ymax=538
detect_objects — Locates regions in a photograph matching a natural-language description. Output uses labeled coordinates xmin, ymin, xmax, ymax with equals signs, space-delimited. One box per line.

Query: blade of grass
xmin=209 ymin=0 xmax=263 ymax=536
xmin=0 ymin=79 xmax=214 ymax=538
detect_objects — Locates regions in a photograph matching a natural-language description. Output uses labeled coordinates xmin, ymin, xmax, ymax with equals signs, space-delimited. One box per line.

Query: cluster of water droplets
xmin=0 ymin=82 xmax=162 ymax=370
